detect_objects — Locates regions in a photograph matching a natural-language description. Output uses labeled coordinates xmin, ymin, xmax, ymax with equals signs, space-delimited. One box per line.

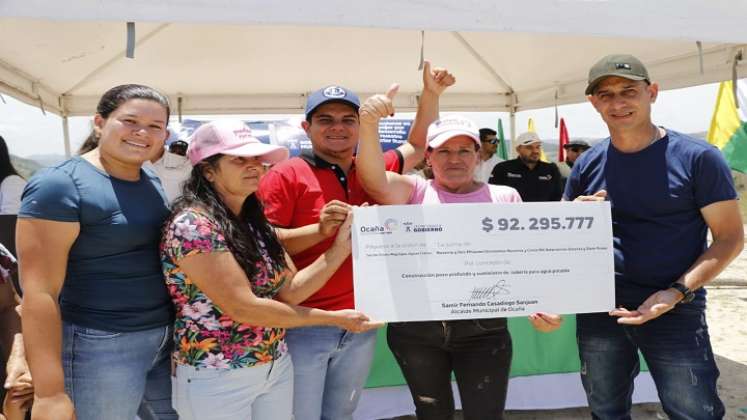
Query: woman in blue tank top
xmin=17 ymin=85 xmax=177 ymax=420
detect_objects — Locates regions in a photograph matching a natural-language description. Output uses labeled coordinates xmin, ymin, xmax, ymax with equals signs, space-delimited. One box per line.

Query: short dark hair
xmin=479 ymin=128 xmax=497 ymax=142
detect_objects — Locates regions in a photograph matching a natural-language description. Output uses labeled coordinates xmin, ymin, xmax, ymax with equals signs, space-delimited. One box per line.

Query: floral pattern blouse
xmin=161 ymin=207 xmax=291 ymax=369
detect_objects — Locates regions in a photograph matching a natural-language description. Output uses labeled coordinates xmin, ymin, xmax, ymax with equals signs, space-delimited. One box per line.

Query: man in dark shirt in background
xmin=488 ymin=131 xmax=563 ymax=201
xmin=558 ymin=139 xmax=591 ymax=186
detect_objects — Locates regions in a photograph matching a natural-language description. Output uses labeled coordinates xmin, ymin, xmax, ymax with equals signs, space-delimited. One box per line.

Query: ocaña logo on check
xmin=359 ymin=218 xmax=399 ymax=235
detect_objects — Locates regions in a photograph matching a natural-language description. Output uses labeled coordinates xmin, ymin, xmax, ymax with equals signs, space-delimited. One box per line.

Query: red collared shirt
xmin=258 ymin=150 xmax=403 ymax=310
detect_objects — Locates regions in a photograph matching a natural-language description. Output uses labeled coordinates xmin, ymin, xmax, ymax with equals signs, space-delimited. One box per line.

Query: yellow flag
xmin=706 ymin=80 xmax=747 ymax=172
xmin=527 ymin=118 xmax=548 ymax=162
xmin=707 ymin=81 xmax=742 ymax=150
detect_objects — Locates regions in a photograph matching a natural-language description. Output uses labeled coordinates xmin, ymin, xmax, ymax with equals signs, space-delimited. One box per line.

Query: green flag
xmin=497 ymin=118 xmax=509 ymax=160
xmin=707 ymin=80 xmax=747 ymax=172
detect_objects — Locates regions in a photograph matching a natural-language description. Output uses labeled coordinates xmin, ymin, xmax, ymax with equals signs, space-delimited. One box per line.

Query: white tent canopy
xmin=0 ymin=2 xmax=744 ymax=414
xmin=1 ymin=0 xmax=746 ymax=119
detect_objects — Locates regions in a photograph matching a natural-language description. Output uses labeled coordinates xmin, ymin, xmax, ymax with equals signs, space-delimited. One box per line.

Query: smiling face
xmin=588 ymin=76 xmax=658 ymax=133
xmin=302 ymin=102 xmax=359 ymax=164
xmin=427 ymin=136 xmax=479 ymax=192
xmin=94 ymin=98 xmax=169 ymax=166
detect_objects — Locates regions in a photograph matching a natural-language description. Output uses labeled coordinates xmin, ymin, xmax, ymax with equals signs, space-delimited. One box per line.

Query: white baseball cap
xmin=426 ymin=115 xmax=481 ymax=149
xmin=516 ymin=131 xmax=542 ymax=146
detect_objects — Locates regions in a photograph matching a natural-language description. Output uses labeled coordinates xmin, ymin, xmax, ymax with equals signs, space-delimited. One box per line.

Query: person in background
xmin=474 ymin=127 xmax=503 ymax=183
xmin=0 ymin=136 xmax=26 ymax=215
xmin=557 ymin=139 xmax=591 ymax=186
xmin=147 ymin=137 xmax=192 ymax=203
xmin=0 ymin=138 xmax=30 ymax=416
xmin=0 ymin=243 xmax=31 ymax=420
xmin=168 ymin=139 xmax=188 ymax=156
xmin=163 ymin=119 xmax=379 ymax=419
xmin=17 ymin=84 xmax=178 ymax=420
xmin=355 ymin=85 xmax=562 ymax=419
xmin=567 ymin=53 xmax=743 ymax=420
xmin=489 ymin=132 xmax=563 ymax=202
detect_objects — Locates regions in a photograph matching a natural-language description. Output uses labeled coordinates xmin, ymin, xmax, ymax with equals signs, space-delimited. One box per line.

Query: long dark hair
xmin=171 ymin=154 xmax=286 ymax=278
xmin=83 ymin=84 xmax=171 ymax=150
xmin=0 ymin=135 xmax=21 ymax=182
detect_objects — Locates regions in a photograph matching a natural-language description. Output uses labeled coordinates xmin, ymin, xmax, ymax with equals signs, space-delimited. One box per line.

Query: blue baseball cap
xmin=305 ymin=86 xmax=360 ymax=118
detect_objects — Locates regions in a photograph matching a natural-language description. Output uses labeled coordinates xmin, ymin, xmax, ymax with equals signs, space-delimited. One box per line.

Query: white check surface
xmin=352 ymin=201 xmax=614 ymax=322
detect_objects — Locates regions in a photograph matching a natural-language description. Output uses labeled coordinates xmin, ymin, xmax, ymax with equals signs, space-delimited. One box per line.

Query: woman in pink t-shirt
xmin=357 ymin=91 xmax=562 ymax=419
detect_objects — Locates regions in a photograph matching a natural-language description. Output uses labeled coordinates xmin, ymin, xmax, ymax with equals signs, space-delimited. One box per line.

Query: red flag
xmin=558 ymin=118 xmax=569 ymax=162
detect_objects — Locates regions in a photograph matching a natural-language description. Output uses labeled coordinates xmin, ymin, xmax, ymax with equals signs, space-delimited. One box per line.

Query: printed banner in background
xmin=167 ymin=118 xmax=412 ymax=156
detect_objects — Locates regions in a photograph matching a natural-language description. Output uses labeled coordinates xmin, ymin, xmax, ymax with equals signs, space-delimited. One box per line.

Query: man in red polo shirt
xmin=259 ymin=63 xmax=454 ymax=420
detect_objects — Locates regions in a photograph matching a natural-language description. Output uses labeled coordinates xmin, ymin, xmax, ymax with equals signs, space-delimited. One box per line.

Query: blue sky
xmin=0 ymin=82 xmax=719 ymax=159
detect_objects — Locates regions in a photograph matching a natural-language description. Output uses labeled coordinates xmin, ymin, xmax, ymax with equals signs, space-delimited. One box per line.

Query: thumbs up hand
xmin=359 ymin=83 xmax=400 ymax=124
xmin=422 ymin=60 xmax=455 ymax=96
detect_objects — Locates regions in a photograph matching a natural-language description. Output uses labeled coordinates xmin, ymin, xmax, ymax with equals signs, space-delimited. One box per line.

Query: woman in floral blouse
xmin=161 ymin=119 xmax=379 ymax=420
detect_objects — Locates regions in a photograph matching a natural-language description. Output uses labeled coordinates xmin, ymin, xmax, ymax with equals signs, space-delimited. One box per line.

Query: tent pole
xmin=509 ymin=111 xmax=516 ymax=159
xmin=62 ymin=114 xmax=72 ymax=158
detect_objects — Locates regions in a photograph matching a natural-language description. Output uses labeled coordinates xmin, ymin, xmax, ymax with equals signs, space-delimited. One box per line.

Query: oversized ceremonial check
xmin=352 ymin=201 xmax=614 ymax=322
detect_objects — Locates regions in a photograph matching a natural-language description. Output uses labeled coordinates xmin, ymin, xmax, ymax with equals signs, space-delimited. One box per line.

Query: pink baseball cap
xmin=186 ymin=119 xmax=289 ymax=165
xmin=426 ymin=115 xmax=481 ymax=149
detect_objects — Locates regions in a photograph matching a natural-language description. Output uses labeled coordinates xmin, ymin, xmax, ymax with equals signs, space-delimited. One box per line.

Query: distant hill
xmin=26 ymin=153 xmax=65 ymax=167
xmin=10 ymin=155 xmax=44 ymax=179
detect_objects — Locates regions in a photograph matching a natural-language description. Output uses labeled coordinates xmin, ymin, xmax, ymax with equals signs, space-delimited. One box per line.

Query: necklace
xmin=647 ymin=125 xmax=661 ymax=148
xmin=610 ymin=125 xmax=662 ymax=153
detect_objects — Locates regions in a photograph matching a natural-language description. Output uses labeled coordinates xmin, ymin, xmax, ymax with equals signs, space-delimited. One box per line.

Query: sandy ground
xmin=391 ymin=228 xmax=747 ymax=420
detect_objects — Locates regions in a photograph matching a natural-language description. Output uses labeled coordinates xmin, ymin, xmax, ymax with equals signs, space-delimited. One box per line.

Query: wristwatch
xmin=668 ymin=282 xmax=695 ymax=304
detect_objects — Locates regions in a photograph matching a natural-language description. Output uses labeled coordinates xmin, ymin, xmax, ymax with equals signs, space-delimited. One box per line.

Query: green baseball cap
xmin=585 ymin=54 xmax=650 ymax=95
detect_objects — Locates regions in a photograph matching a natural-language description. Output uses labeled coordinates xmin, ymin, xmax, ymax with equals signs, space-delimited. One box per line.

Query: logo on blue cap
xmin=323 ymin=86 xmax=347 ymax=99
xmin=305 ymin=85 xmax=360 ymax=117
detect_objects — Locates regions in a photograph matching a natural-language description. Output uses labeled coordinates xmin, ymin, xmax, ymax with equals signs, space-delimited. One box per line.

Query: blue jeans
xmin=577 ymin=307 xmax=725 ymax=420
xmin=285 ymin=326 xmax=377 ymax=420
xmin=173 ymin=353 xmax=293 ymax=420
xmin=62 ymin=322 xmax=177 ymax=420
